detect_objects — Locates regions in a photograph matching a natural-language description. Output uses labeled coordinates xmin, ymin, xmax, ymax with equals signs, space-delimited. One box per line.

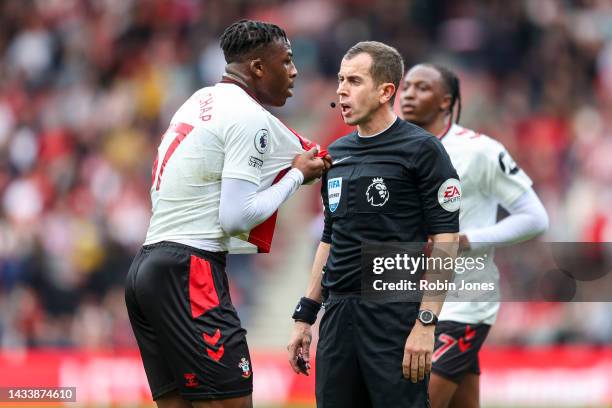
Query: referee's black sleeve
xmin=414 ymin=137 xmax=460 ymax=235
xmin=320 ymin=174 xmax=332 ymax=243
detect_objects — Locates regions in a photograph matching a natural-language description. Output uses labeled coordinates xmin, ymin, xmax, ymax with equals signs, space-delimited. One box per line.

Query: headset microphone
xmin=330 ymin=102 xmax=336 ymax=108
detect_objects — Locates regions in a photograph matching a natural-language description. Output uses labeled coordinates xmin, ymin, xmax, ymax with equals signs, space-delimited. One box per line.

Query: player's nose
xmin=289 ymin=62 xmax=298 ymax=78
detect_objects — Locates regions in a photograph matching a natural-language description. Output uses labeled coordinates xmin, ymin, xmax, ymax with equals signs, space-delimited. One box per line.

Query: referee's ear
xmin=379 ymin=82 xmax=396 ymax=105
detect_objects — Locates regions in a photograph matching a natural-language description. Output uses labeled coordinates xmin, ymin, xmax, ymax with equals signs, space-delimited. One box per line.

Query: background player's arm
xmin=462 ymin=146 xmax=548 ymax=250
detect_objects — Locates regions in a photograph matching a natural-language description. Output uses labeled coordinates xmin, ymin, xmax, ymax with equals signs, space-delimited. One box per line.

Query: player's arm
xmin=462 ymin=147 xmax=548 ymax=250
xmin=404 ymin=137 xmax=461 ymax=383
xmin=219 ymin=110 xmax=329 ymax=235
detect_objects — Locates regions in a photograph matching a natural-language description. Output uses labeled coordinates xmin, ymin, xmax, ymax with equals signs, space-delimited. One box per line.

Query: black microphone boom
xmin=330 ymin=102 xmax=336 ymax=108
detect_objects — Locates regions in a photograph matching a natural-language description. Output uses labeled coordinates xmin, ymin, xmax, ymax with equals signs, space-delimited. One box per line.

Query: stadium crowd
xmin=1 ymin=0 xmax=612 ymax=349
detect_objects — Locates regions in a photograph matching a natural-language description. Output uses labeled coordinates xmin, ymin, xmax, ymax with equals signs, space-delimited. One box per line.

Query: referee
xmin=287 ymin=42 xmax=460 ymax=407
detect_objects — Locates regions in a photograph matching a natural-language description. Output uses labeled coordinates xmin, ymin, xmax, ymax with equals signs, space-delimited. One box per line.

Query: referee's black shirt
xmin=321 ymin=117 xmax=460 ymax=293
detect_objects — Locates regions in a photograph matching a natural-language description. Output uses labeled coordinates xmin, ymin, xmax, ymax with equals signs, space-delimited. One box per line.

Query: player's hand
xmin=403 ymin=321 xmax=435 ymax=383
xmin=287 ymin=321 xmax=313 ymax=375
xmin=292 ymin=147 xmax=327 ymax=183
xmin=322 ymin=153 xmax=332 ymax=172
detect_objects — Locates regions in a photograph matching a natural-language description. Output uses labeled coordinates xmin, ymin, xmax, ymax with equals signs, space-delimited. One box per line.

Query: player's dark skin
xmin=400 ymin=64 xmax=477 ymax=408
xmin=156 ymin=38 xmax=329 ymax=408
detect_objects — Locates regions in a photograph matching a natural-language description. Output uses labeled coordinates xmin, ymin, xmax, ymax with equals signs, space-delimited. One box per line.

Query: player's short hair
xmin=423 ymin=63 xmax=462 ymax=124
xmin=220 ymin=19 xmax=288 ymax=63
xmin=343 ymin=41 xmax=404 ymax=104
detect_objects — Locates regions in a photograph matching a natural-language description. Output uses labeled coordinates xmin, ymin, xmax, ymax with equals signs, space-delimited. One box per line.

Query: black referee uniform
xmin=316 ymin=117 xmax=459 ymax=408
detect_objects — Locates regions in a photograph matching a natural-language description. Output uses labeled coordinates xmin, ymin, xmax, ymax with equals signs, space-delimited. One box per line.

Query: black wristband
xmin=292 ymin=297 xmax=322 ymax=325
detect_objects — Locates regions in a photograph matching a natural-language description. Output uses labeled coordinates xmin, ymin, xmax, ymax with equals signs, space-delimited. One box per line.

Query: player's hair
xmin=220 ymin=19 xmax=288 ymax=63
xmin=344 ymin=41 xmax=404 ymax=104
xmin=424 ymin=63 xmax=462 ymax=124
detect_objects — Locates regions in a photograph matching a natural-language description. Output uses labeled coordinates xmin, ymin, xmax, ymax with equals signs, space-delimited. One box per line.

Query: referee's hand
xmin=287 ymin=321 xmax=312 ymax=375
xmin=403 ymin=321 xmax=435 ymax=383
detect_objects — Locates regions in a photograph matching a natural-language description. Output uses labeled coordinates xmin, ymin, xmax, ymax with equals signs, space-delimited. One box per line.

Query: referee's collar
xmin=356 ymin=116 xmax=400 ymax=142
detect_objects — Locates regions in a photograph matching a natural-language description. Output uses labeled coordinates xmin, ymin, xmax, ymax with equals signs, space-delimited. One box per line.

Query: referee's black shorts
xmin=125 ymin=241 xmax=252 ymax=401
xmin=316 ymin=293 xmax=430 ymax=408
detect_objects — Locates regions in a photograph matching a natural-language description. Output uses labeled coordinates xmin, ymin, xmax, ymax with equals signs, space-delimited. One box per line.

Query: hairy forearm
xmin=305 ymin=242 xmax=330 ymax=302
xmin=419 ymin=233 xmax=459 ymax=315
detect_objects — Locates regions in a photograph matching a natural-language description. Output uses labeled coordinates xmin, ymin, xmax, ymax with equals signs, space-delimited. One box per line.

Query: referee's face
xmin=400 ymin=65 xmax=447 ymax=127
xmin=257 ymin=39 xmax=298 ymax=106
xmin=336 ymin=53 xmax=385 ymax=126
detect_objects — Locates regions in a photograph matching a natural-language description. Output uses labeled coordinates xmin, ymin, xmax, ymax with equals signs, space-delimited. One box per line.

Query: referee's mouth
xmin=340 ymin=103 xmax=352 ymax=116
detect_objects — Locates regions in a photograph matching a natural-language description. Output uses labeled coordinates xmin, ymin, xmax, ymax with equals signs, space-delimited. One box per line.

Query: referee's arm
xmin=403 ymin=232 xmax=459 ymax=384
xmin=287 ymin=241 xmax=329 ymax=375
xmin=304 ymin=241 xmax=329 ymax=303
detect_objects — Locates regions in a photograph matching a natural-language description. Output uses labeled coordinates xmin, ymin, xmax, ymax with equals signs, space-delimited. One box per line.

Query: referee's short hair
xmin=220 ymin=19 xmax=288 ymax=63
xmin=344 ymin=41 xmax=404 ymax=104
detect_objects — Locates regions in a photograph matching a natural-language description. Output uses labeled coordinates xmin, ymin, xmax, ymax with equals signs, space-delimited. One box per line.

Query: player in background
xmin=125 ymin=20 xmax=330 ymax=408
xmin=400 ymin=63 xmax=549 ymax=408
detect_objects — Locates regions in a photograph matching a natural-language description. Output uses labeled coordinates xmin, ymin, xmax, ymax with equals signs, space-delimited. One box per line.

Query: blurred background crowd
xmin=1 ymin=0 xmax=612 ymax=350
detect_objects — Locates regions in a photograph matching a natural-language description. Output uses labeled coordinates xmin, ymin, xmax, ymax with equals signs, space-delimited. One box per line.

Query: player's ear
xmin=440 ymin=93 xmax=452 ymax=112
xmin=379 ymin=82 xmax=396 ymax=105
xmin=249 ymin=58 xmax=265 ymax=79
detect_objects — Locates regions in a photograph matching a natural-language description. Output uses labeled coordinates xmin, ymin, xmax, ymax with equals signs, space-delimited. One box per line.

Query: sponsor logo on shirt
xmin=328 ymin=177 xmax=342 ymax=213
xmin=437 ymin=178 xmax=461 ymax=212
xmin=366 ymin=177 xmax=390 ymax=207
xmin=254 ymin=129 xmax=269 ymax=154
xmin=248 ymin=156 xmax=263 ymax=169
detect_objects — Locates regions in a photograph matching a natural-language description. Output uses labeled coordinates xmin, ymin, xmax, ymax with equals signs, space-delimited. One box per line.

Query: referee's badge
xmin=328 ymin=177 xmax=342 ymax=212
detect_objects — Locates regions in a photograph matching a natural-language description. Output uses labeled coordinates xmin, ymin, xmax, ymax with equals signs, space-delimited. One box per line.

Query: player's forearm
xmin=419 ymin=232 xmax=459 ymax=316
xmin=304 ymin=242 xmax=330 ymax=302
xmin=464 ymin=189 xmax=548 ymax=250
xmin=219 ymin=169 xmax=304 ymax=235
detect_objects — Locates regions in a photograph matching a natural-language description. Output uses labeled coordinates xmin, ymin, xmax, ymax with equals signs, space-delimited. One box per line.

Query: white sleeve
xmin=221 ymin=109 xmax=270 ymax=186
xmin=218 ymin=168 xmax=304 ymax=235
xmin=483 ymin=144 xmax=533 ymax=207
xmin=464 ymin=189 xmax=549 ymax=249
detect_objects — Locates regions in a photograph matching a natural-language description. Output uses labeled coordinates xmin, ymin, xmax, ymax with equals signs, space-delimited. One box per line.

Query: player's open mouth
xmin=340 ymin=103 xmax=351 ymax=115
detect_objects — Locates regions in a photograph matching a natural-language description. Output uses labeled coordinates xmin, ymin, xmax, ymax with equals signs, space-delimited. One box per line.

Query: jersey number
xmin=151 ymin=122 xmax=194 ymax=190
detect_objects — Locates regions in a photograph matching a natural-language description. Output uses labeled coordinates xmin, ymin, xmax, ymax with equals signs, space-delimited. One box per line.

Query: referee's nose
xmin=336 ymin=79 xmax=348 ymax=97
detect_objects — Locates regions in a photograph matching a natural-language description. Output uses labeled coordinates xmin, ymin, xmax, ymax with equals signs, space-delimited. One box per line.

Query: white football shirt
xmin=144 ymin=82 xmax=311 ymax=253
xmin=439 ymin=124 xmax=532 ymax=324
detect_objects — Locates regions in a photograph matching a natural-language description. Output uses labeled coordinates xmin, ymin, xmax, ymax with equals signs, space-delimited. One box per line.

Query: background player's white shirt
xmin=439 ymin=124 xmax=532 ymax=325
xmin=144 ymin=82 xmax=307 ymax=253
